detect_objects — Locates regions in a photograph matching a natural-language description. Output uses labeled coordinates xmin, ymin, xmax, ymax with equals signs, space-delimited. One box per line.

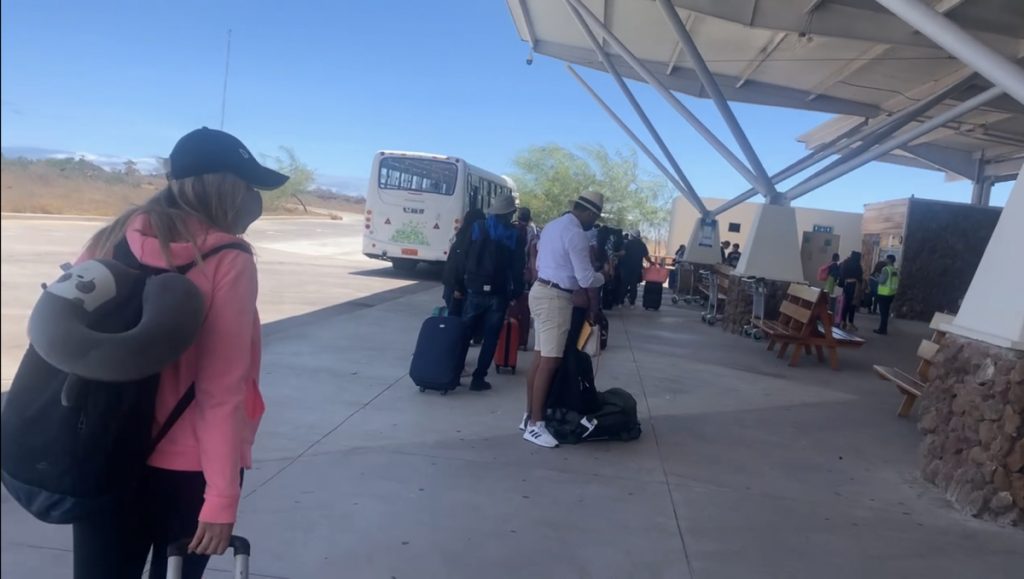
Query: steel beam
xmin=712 ymin=74 xmax=973 ymax=216
xmin=875 ymin=0 xmax=1024 ymax=105
xmin=786 ymin=86 xmax=1005 ymax=200
xmin=566 ymin=65 xmax=709 ymax=217
xmin=806 ymin=44 xmax=891 ymax=101
xmin=735 ymin=32 xmax=787 ymax=89
xmin=666 ymin=14 xmax=696 ymax=76
xmin=566 ymin=2 xmax=706 ymax=214
xmin=515 ymin=0 xmax=536 ymax=49
xmin=564 ymin=0 xmax=772 ymax=198
xmin=665 ymin=0 xmax=1019 ymax=52
xmin=655 ymin=0 xmax=780 ymax=201
xmin=805 ymin=0 xmax=964 ymax=101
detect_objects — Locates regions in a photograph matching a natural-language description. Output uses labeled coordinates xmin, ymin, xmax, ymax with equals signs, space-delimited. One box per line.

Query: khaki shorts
xmin=529 ymin=283 xmax=573 ymax=358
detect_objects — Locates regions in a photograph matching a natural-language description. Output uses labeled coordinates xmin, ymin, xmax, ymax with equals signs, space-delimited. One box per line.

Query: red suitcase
xmin=495 ymin=317 xmax=520 ymax=374
xmin=508 ymin=299 xmax=531 ymax=351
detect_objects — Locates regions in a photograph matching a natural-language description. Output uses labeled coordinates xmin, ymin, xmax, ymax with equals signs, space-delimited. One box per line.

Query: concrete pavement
xmin=2 ymin=270 xmax=1021 ymax=577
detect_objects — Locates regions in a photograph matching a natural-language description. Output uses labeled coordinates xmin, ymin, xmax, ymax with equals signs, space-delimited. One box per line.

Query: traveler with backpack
xmin=867 ymin=260 xmax=886 ymax=315
xmin=461 ymin=195 xmax=525 ymax=391
xmin=873 ymin=254 xmax=900 ymax=335
xmin=818 ymin=253 xmax=841 ymax=315
xmin=620 ymin=229 xmax=653 ymax=307
xmin=442 ymin=208 xmax=485 ymax=317
xmin=523 ymin=191 xmax=605 ymax=448
xmin=1 ymin=128 xmax=287 ymax=579
xmin=837 ymin=251 xmax=864 ymax=332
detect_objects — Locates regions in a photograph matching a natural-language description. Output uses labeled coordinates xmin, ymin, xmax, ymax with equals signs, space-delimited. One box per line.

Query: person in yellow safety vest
xmin=873 ymin=254 xmax=900 ymax=335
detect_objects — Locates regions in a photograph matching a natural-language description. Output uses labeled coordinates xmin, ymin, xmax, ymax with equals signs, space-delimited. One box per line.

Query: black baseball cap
xmin=168 ymin=127 xmax=289 ymax=190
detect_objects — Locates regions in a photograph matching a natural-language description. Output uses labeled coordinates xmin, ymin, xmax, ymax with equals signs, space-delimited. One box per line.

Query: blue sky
xmin=0 ymin=0 xmax=1011 ymax=209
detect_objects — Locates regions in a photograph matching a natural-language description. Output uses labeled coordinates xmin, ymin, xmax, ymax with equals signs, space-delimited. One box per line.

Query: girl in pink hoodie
xmin=72 ymin=128 xmax=288 ymax=579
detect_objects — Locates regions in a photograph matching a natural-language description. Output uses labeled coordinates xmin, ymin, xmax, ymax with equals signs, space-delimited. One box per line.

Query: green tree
xmin=511 ymin=144 xmax=674 ymax=247
xmin=261 ymin=146 xmax=314 ymax=209
xmin=122 ymin=159 xmax=140 ymax=178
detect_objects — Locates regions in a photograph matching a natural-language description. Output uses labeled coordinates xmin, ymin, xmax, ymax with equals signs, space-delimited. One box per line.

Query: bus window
xmin=379 ymin=157 xmax=458 ymax=195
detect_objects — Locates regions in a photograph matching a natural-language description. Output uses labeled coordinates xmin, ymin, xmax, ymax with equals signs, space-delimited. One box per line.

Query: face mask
xmin=233 ymin=188 xmax=263 ymax=234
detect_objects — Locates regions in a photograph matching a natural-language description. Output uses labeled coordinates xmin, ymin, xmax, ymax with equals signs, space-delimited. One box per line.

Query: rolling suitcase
xmin=410 ymin=316 xmax=467 ymax=394
xmin=508 ymin=299 xmax=531 ymax=351
xmin=495 ymin=317 xmax=520 ymax=374
xmin=643 ymin=282 xmax=664 ymax=311
xmin=167 ymin=535 xmax=250 ymax=578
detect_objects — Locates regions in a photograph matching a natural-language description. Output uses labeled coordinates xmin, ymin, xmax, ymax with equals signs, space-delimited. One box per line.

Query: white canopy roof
xmin=507 ymin=0 xmax=1024 ymax=181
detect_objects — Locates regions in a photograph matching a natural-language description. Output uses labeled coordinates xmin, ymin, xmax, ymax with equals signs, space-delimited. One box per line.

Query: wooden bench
xmin=756 ymin=284 xmax=866 ymax=370
xmin=872 ymin=312 xmax=954 ymax=417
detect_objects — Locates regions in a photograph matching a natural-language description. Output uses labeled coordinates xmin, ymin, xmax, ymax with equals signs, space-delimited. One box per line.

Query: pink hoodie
xmin=84 ymin=214 xmax=264 ymax=523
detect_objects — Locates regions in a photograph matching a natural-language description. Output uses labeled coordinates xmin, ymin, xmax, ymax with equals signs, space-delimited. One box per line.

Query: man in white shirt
xmin=522 ymin=191 xmax=605 ymax=448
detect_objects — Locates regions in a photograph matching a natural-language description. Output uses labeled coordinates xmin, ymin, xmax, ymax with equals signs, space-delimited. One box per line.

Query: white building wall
xmin=669 ymin=197 xmax=863 ymax=259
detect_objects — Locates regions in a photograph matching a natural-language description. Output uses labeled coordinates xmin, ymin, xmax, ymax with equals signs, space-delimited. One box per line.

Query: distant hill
xmin=1 ymin=146 xmax=369 ymax=196
xmin=0 ymin=155 xmax=364 ymax=217
xmin=1 ymin=146 xmax=165 ymax=175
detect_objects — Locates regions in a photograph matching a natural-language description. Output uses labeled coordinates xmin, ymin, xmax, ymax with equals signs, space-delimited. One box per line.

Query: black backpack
xmin=463 ymin=222 xmax=509 ymax=296
xmin=0 ymin=239 xmax=249 ymax=524
xmin=547 ymin=388 xmax=642 ymax=444
xmin=547 ymin=348 xmax=601 ymax=417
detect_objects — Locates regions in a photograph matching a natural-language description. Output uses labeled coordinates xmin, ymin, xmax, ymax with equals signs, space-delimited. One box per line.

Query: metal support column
xmin=564 ymin=0 xmax=772 ymax=198
xmin=567 ymin=66 xmax=706 ymax=216
xmin=786 ymin=87 xmax=1004 ymax=200
xmin=712 ymin=75 xmax=976 ymax=216
xmin=875 ymin=0 xmax=1024 ymax=105
xmin=565 ymin=2 xmax=707 ymax=214
xmin=972 ymin=178 xmax=994 ymax=206
xmin=654 ymin=0 xmax=779 ymax=202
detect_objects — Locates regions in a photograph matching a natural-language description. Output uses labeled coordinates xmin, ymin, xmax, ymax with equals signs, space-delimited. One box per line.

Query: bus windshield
xmin=378 ymin=157 xmax=458 ymax=195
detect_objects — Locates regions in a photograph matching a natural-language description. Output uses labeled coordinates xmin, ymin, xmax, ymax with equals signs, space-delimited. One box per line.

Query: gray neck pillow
xmin=28 ymin=258 xmax=205 ymax=383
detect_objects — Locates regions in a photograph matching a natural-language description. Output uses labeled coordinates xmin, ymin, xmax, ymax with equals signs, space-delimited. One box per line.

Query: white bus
xmin=362 ymin=151 xmax=517 ymax=272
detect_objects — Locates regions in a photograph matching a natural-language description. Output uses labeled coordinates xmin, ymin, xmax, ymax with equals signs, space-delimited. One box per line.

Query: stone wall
xmin=918 ymin=334 xmax=1024 ymax=526
xmin=896 ymin=199 xmax=1001 ymax=321
xmin=719 ymin=275 xmax=791 ymax=335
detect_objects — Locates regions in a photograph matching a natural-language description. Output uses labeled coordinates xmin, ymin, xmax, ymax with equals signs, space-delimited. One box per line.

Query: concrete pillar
xmin=732 ymin=204 xmax=806 ymax=282
xmin=682 ymin=217 xmax=723 ymax=265
xmin=945 ymin=171 xmax=1024 ymax=349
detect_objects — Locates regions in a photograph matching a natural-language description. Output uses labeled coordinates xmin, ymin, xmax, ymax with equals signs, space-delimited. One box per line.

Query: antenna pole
xmin=220 ymin=29 xmax=232 ymax=129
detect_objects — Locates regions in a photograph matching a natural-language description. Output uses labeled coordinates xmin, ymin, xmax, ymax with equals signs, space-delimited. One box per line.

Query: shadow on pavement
xmin=348 ymin=263 xmax=444 ymax=282
xmin=262 ymin=280 xmax=436 ymax=339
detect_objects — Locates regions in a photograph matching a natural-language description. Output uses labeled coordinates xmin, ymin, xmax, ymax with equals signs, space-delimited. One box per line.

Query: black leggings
xmin=842 ymin=281 xmax=858 ymax=324
xmin=72 ymin=467 xmax=225 ymax=579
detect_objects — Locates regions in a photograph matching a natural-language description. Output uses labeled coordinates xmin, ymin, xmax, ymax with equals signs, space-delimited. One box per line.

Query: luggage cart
xmin=700 ymin=270 xmax=723 ymax=325
xmin=741 ymin=276 xmax=767 ymax=340
xmin=672 ymin=262 xmax=704 ymax=306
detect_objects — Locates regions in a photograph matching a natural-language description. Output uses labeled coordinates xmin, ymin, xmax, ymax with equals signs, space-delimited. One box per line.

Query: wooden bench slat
xmin=830 ymin=327 xmax=866 ymax=345
xmin=873 ymin=365 xmax=925 ymax=396
xmin=787 ymin=284 xmax=822 ymax=303
xmin=779 ymin=301 xmax=813 ymax=324
xmin=917 ymin=339 xmax=940 ymax=361
xmin=929 ymin=312 xmax=955 ymax=331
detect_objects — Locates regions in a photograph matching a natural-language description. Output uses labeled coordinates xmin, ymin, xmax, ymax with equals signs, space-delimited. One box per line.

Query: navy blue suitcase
xmin=410 ymin=316 xmax=467 ymax=394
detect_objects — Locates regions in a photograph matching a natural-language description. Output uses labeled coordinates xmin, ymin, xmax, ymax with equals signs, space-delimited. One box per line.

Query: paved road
xmin=0 ymin=215 xmax=438 ymax=390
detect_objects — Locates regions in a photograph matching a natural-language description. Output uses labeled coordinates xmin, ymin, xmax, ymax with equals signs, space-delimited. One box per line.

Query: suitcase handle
xmin=167 ymin=535 xmax=250 ymax=579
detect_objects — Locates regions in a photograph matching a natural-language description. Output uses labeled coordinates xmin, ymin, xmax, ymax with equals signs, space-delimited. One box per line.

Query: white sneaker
xmin=523 ymin=422 xmax=559 ymax=448
xmin=518 ymin=413 xmax=529 ymax=432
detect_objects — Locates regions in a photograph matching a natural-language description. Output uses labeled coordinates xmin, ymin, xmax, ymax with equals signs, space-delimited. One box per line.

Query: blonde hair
xmin=86 ymin=172 xmax=253 ymax=266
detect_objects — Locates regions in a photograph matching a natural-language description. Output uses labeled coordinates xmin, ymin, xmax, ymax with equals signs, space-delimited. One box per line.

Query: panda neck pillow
xmin=28 ymin=258 xmax=205 ymax=383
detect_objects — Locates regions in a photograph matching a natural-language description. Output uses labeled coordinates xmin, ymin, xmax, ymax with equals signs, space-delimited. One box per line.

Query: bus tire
xmin=392 ymin=259 xmax=417 ymax=273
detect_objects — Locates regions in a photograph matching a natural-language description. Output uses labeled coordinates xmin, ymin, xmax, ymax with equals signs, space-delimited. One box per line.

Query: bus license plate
xmin=401 ymin=248 xmax=419 ymax=256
